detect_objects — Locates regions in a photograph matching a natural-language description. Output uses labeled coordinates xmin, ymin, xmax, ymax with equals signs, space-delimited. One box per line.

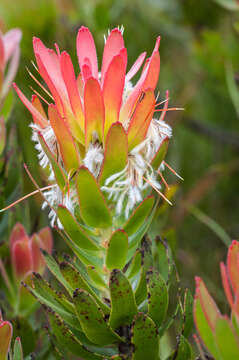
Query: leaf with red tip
xmin=76 ymin=166 xmax=112 ymax=228
xmin=119 ymin=37 xmax=160 ymax=123
xmin=10 ymin=223 xmax=28 ymax=249
xmin=125 ymin=51 xmax=146 ymax=83
xmin=12 ymin=240 xmax=33 ymax=279
xmin=84 ymin=77 xmax=104 ymax=146
xmin=127 ymin=89 xmax=155 ymax=150
xmin=48 ymin=104 xmax=80 ymax=173
xmin=99 ymin=122 xmax=128 ymax=186
xmin=151 ymin=137 xmax=169 ymax=170
xmin=220 ymin=261 xmax=234 ymax=308
xmin=194 ymin=291 xmax=220 ymax=359
xmin=77 ymin=26 xmax=98 ymax=78
xmin=13 ymin=84 xmax=48 ymax=128
xmin=60 ymin=51 xmax=84 ymax=130
xmin=101 ymin=28 xmax=125 ymax=83
xmin=0 ymin=320 xmax=12 ymax=360
xmin=195 ymin=277 xmax=221 ymax=330
xmin=227 ymin=240 xmax=239 ymax=295
xmin=103 ymin=50 xmax=127 ymax=137
xmin=33 ymin=38 xmax=67 ymax=115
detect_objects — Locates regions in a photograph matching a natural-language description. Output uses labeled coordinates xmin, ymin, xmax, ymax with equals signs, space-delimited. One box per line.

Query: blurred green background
xmin=1 ymin=0 xmax=239 ymax=309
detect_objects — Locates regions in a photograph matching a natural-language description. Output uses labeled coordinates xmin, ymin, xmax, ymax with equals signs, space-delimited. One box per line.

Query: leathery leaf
xmin=106 ymin=230 xmax=128 ymax=270
xmin=131 ymin=313 xmax=159 ymax=360
xmin=109 ymin=269 xmax=138 ymax=330
xmin=57 ymin=205 xmax=100 ymax=251
xmin=26 ymin=272 xmax=80 ymax=330
xmin=146 ymin=269 xmax=168 ymax=327
xmin=135 ymin=239 xmax=153 ymax=305
xmin=73 ymin=289 xmax=123 ymax=345
xmin=99 ymin=122 xmax=128 ymax=186
xmin=76 ymin=166 xmax=112 ymax=228
xmin=59 ymin=261 xmax=110 ymax=315
xmin=151 ymin=137 xmax=169 ymax=170
xmin=46 ymin=308 xmax=107 ymax=359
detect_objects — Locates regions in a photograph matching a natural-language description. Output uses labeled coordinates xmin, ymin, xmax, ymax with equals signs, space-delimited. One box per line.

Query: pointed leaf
xmin=124 ymin=196 xmax=154 ymax=236
xmin=106 ymin=230 xmax=128 ymax=270
xmin=127 ymin=89 xmax=155 ymax=150
xmin=131 ymin=313 xmax=159 ymax=360
xmin=84 ymin=77 xmax=104 ymax=146
xmin=135 ymin=240 xmax=153 ymax=305
xmin=170 ymin=335 xmax=192 ymax=360
xmin=103 ymin=51 xmax=127 ymax=137
xmin=151 ymin=137 xmax=169 ymax=170
xmin=73 ymin=289 xmax=123 ymax=345
xmin=126 ymin=250 xmax=141 ymax=279
xmin=60 ymin=261 xmax=110 ymax=315
xmin=46 ymin=308 xmax=105 ymax=359
xmin=57 ymin=205 xmax=100 ymax=251
xmin=146 ymin=269 xmax=168 ymax=327
xmin=76 ymin=166 xmax=112 ymax=228
xmin=99 ymin=122 xmax=128 ymax=186
xmin=227 ymin=240 xmax=239 ymax=294
xmin=182 ymin=289 xmax=194 ymax=338
xmin=48 ymin=104 xmax=80 ymax=173
xmin=13 ymin=338 xmax=23 ymax=360
xmin=77 ymin=26 xmax=98 ymax=78
xmin=109 ymin=269 xmax=138 ymax=329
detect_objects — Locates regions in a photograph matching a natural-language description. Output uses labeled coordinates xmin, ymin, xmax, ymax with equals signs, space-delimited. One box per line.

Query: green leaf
xmin=73 ymin=289 xmax=123 ymax=345
xmin=26 ymin=273 xmax=80 ymax=330
xmin=0 ymin=89 xmax=14 ymax=121
xmin=38 ymin=132 xmax=66 ymax=190
xmin=131 ymin=313 xmax=159 ymax=360
xmin=12 ymin=317 xmax=36 ymax=356
xmin=182 ymin=289 xmax=194 ymax=338
xmin=87 ymin=265 xmax=106 ymax=289
xmin=170 ymin=335 xmax=192 ymax=360
xmin=126 ymin=250 xmax=141 ymax=279
xmin=155 ymin=238 xmax=170 ymax=283
xmin=194 ymin=297 xmax=220 ymax=359
xmin=109 ymin=269 xmax=138 ymax=330
xmin=40 ymin=249 xmax=72 ymax=294
xmin=60 ymin=261 xmax=110 ymax=315
xmin=99 ymin=122 xmax=128 ymax=186
xmin=13 ymin=337 xmax=23 ymax=360
xmin=135 ymin=239 xmax=153 ymax=305
xmin=127 ymin=199 xmax=158 ymax=260
xmin=146 ymin=269 xmax=168 ymax=327
xmin=76 ymin=166 xmax=112 ymax=228
xmin=124 ymin=196 xmax=155 ymax=237
xmin=151 ymin=138 xmax=169 ymax=170
xmin=58 ymin=228 xmax=103 ymax=269
xmin=57 ymin=205 xmax=100 ymax=251
xmin=215 ymin=316 xmax=239 ymax=359
xmin=46 ymin=308 xmax=106 ymax=359
xmin=106 ymin=230 xmax=128 ymax=270
xmin=0 ymin=116 xmax=6 ymax=155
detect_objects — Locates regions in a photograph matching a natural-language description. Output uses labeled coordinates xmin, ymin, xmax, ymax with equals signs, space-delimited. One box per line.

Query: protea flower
xmin=194 ymin=240 xmax=239 ymax=359
xmin=14 ymin=26 xmax=179 ymax=227
xmin=0 ymin=28 xmax=21 ymax=102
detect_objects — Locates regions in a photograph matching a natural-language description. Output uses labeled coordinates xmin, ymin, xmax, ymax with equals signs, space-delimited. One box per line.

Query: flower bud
xmin=10 ymin=223 xmax=53 ymax=280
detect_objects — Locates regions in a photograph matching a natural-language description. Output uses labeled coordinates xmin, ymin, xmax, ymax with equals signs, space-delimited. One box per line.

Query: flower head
xmin=15 ymin=26 xmax=177 ymax=226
